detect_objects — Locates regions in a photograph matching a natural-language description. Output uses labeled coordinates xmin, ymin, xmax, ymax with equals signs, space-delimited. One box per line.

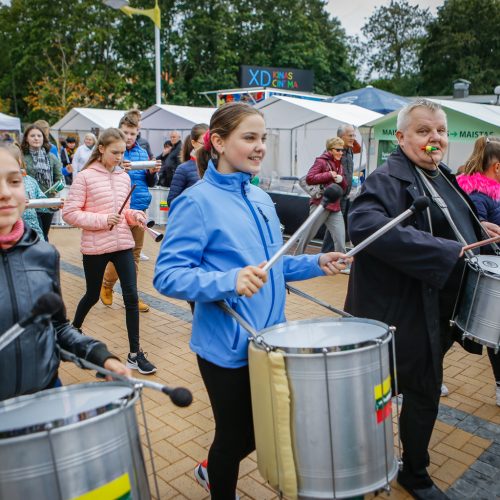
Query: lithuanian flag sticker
xmin=374 ymin=375 xmax=392 ymax=424
xmin=72 ymin=472 xmax=132 ymax=500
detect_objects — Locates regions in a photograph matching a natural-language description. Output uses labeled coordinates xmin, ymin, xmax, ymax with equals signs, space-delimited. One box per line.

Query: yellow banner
xmin=72 ymin=473 xmax=131 ymax=500
xmin=374 ymin=375 xmax=391 ymax=401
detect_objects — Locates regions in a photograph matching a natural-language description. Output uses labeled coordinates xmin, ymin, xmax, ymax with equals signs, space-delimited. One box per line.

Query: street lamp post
xmin=103 ymin=0 xmax=162 ymax=105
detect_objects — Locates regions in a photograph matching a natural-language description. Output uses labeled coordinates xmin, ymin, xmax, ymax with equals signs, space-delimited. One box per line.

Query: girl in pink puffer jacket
xmin=62 ymin=128 xmax=157 ymax=375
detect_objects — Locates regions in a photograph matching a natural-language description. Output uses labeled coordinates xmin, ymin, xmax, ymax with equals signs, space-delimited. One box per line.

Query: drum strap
xmin=415 ymin=168 xmax=475 ymax=259
xmin=417 ymin=166 xmax=500 ymax=254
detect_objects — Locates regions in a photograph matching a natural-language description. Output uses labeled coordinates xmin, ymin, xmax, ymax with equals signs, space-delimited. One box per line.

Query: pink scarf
xmin=0 ymin=220 xmax=25 ymax=250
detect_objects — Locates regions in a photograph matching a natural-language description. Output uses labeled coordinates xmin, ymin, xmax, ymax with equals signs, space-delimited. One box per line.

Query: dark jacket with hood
xmin=0 ymin=227 xmax=115 ymax=401
xmin=345 ymin=147 xmax=481 ymax=390
xmin=167 ymin=159 xmax=200 ymax=206
xmin=158 ymin=140 xmax=182 ymax=187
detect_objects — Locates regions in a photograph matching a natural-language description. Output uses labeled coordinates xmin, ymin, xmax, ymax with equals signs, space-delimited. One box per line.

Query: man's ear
xmin=395 ymin=130 xmax=404 ymax=147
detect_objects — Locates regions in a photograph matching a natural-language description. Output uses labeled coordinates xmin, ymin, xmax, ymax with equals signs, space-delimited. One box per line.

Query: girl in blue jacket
xmin=154 ymin=103 xmax=349 ymax=499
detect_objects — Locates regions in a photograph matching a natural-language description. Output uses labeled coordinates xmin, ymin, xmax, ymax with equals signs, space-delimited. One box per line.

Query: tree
xmin=361 ymin=0 xmax=432 ymax=80
xmin=0 ymin=0 xmax=355 ymax=121
xmin=420 ymin=0 xmax=500 ymax=95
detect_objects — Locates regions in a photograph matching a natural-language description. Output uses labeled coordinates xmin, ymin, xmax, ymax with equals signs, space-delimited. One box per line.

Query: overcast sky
xmin=326 ymin=0 xmax=444 ymax=37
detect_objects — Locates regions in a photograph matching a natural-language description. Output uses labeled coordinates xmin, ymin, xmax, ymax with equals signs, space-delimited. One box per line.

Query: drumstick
xmin=58 ymin=347 xmax=192 ymax=407
xmin=109 ymin=184 xmax=136 ymax=231
xmin=462 ymin=235 xmax=500 ymax=253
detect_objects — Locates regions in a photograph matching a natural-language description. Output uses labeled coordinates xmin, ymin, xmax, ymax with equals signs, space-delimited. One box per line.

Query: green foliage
xmin=0 ymin=0 xmax=356 ymax=122
xmin=361 ymin=0 xmax=432 ymax=80
xmin=420 ymin=0 xmax=500 ymax=95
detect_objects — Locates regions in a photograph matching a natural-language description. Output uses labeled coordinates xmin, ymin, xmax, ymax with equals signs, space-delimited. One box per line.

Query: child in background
xmin=167 ymin=123 xmax=208 ymax=206
xmin=21 ymin=124 xmax=63 ymax=240
xmin=456 ymin=135 xmax=500 ymax=407
xmin=63 ymin=128 xmax=157 ymax=375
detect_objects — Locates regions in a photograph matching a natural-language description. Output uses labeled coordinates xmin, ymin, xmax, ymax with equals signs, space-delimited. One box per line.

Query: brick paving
xmin=51 ymin=227 xmax=500 ymax=499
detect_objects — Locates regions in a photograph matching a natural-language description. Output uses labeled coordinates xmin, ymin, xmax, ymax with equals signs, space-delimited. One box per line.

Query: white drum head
xmin=471 ymin=255 xmax=500 ymax=276
xmin=258 ymin=318 xmax=389 ymax=353
xmin=0 ymin=382 xmax=134 ymax=437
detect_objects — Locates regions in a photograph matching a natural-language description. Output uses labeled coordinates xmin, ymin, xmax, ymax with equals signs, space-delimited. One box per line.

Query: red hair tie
xmin=203 ymin=130 xmax=211 ymax=152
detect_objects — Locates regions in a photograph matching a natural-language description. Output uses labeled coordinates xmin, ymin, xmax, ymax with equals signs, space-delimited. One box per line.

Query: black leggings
xmin=197 ymin=356 xmax=255 ymax=500
xmin=37 ymin=211 xmax=54 ymax=241
xmin=487 ymin=347 xmax=500 ymax=383
xmin=73 ymin=250 xmax=139 ymax=353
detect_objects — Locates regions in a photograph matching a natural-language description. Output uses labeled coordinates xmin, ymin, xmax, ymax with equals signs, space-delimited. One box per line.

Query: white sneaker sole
xmin=126 ymin=360 xmax=157 ymax=375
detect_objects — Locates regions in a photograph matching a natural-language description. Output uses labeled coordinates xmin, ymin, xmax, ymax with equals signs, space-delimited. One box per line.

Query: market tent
xmin=329 ymin=85 xmax=410 ymax=114
xmin=0 ymin=112 xmax=21 ymax=133
xmin=361 ymin=99 xmax=500 ymax=173
xmin=255 ymin=95 xmax=382 ymax=179
xmin=141 ymin=104 xmax=216 ymax=155
xmin=51 ymin=108 xmax=126 ymax=140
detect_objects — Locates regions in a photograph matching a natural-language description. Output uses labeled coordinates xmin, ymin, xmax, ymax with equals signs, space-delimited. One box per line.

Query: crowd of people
xmin=1 ymin=99 xmax=499 ymax=500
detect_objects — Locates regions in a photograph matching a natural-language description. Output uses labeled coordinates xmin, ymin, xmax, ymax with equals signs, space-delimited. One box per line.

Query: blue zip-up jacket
xmin=125 ymin=142 xmax=156 ymax=210
xmin=167 ymin=159 xmax=200 ymax=206
xmin=154 ymin=161 xmax=325 ymax=368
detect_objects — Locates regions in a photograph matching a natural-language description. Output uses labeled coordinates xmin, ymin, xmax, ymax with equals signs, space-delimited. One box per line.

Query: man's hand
xmin=481 ymin=221 xmax=500 ymax=238
xmin=236 ymin=263 xmax=268 ymax=297
xmin=319 ymin=253 xmax=352 ymax=275
xmin=122 ymin=160 xmax=132 ymax=172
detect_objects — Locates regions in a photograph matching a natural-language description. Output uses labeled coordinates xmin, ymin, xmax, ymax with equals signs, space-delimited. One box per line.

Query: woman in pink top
xmin=63 ymin=128 xmax=157 ymax=375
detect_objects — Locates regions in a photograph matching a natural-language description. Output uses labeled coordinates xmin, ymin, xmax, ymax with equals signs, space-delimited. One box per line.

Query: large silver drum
xmin=0 ymin=382 xmax=150 ymax=499
xmin=148 ymin=186 xmax=169 ymax=225
xmin=249 ymin=318 xmax=398 ymax=499
xmin=454 ymin=255 xmax=500 ymax=350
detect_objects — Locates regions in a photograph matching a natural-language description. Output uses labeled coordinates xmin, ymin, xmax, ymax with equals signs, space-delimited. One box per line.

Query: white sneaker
xmin=496 ymin=384 xmax=500 ymax=407
xmin=441 ymin=384 xmax=449 ymax=397
xmin=139 ymin=252 xmax=150 ymax=261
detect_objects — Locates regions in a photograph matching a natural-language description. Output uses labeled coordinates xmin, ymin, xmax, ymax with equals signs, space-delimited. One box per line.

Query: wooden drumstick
xmin=109 ymin=184 xmax=136 ymax=231
xmin=462 ymin=235 xmax=500 ymax=253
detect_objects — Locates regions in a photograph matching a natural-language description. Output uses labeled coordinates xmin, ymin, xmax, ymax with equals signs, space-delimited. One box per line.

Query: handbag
xmin=298 ymin=175 xmax=324 ymax=199
xmin=299 ymin=159 xmax=340 ymax=199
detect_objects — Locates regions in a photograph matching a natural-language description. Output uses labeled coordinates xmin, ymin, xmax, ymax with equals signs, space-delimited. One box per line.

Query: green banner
xmin=373 ymin=108 xmax=500 ymax=143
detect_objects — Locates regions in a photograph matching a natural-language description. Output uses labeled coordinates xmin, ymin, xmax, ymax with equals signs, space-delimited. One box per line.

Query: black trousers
xmin=37 ymin=211 xmax=54 ymax=241
xmin=73 ymin=249 xmax=139 ymax=353
xmin=398 ymin=318 xmax=451 ymax=489
xmin=487 ymin=347 xmax=500 ymax=382
xmin=197 ymin=356 xmax=255 ymax=500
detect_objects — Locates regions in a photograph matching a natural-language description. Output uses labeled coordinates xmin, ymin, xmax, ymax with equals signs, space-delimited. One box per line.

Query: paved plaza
xmin=52 ymin=227 xmax=500 ymax=500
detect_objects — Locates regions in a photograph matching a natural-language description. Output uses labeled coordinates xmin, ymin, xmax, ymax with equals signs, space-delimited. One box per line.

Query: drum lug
xmin=449 ymin=319 xmax=455 ymax=327
xmin=389 ymin=326 xmax=396 ymax=334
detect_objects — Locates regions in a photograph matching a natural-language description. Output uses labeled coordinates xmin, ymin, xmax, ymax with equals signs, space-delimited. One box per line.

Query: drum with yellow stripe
xmin=248 ymin=318 xmax=399 ymax=499
xmin=0 ymin=383 xmax=150 ymax=499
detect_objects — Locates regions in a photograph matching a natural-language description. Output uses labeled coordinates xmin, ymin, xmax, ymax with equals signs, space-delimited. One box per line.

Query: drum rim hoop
xmin=253 ymin=317 xmax=391 ymax=354
xmin=0 ymin=382 xmax=136 ymax=438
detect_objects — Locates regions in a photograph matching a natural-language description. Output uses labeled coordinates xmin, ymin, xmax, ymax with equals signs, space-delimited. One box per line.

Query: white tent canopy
xmin=255 ymin=96 xmax=382 ymax=179
xmin=361 ymin=99 xmax=500 ymax=173
xmin=141 ymin=104 xmax=216 ymax=155
xmin=0 ymin=112 xmax=21 ymax=133
xmin=51 ymin=108 xmax=126 ymax=140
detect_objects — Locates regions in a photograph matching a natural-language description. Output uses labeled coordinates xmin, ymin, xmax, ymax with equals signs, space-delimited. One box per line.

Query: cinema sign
xmin=239 ymin=65 xmax=314 ymax=92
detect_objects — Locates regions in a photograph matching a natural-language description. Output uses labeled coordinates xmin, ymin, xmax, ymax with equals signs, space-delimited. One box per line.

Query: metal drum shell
xmin=50 ymin=187 xmax=70 ymax=226
xmin=0 ymin=382 xmax=151 ymax=500
xmin=253 ymin=318 xmax=398 ymax=499
xmin=455 ymin=256 xmax=500 ymax=349
xmin=148 ymin=186 xmax=170 ymax=225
